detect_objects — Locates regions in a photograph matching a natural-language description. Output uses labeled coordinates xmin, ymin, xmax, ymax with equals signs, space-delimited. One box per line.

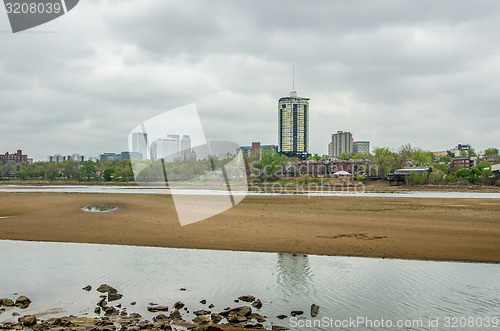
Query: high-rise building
xmin=329 ymin=131 xmax=353 ymax=157
xmin=278 ymin=87 xmax=310 ymax=159
xmin=150 ymin=136 xmax=180 ymax=162
xmin=180 ymin=135 xmax=191 ymax=160
xmin=131 ymin=132 xmax=148 ymax=159
xmin=353 ymin=141 xmax=370 ymax=155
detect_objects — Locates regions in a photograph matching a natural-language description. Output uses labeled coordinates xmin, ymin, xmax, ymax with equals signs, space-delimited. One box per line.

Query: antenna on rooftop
xmin=292 ymin=65 xmax=295 ymax=91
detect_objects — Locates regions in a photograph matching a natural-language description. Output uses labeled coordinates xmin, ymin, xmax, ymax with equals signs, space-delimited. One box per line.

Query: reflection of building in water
xmin=276 ymin=253 xmax=312 ymax=295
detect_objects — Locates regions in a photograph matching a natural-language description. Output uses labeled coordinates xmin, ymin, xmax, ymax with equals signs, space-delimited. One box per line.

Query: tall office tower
xmin=278 ymin=74 xmax=310 ymax=159
xmin=180 ymin=135 xmax=191 ymax=160
xmin=330 ymin=131 xmax=353 ymax=157
xmin=131 ymin=132 xmax=148 ymax=159
xmin=150 ymin=137 xmax=179 ymax=162
xmin=353 ymin=141 xmax=370 ymax=155
xmin=167 ymin=134 xmax=180 ymax=160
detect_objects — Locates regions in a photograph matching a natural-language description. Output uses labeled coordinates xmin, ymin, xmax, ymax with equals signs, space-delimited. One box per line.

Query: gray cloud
xmin=1 ymin=0 xmax=499 ymax=160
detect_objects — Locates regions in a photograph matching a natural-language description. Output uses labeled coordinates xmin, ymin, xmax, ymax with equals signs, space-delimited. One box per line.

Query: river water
xmin=0 ymin=184 xmax=500 ymax=199
xmin=0 ymin=240 xmax=499 ymax=330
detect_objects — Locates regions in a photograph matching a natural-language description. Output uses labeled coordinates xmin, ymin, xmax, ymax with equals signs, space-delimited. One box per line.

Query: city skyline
xmin=2 ymin=1 xmax=500 ymax=161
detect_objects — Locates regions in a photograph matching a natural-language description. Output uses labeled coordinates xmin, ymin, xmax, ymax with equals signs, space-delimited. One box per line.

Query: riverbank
xmin=0 ymin=285 xmax=290 ymax=330
xmin=0 ymin=192 xmax=499 ymax=263
xmin=1 ymin=179 xmax=500 ymax=193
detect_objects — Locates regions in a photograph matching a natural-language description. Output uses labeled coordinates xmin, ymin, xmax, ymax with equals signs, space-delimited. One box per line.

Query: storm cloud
xmin=1 ymin=0 xmax=499 ymax=160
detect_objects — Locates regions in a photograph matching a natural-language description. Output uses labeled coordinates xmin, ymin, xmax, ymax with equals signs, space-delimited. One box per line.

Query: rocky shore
xmin=0 ymin=285 xmax=320 ymax=330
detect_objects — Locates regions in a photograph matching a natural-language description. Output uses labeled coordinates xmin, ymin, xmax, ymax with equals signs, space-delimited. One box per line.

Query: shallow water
xmin=0 ymin=240 xmax=499 ymax=330
xmin=0 ymin=185 xmax=499 ymax=199
xmin=82 ymin=205 xmax=117 ymax=212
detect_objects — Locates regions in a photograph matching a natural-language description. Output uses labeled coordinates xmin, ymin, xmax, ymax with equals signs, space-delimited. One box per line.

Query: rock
xmin=238 ymin=295 xmax=255 ymax=302
xmin=108 ymin=292 xmax=123 ymax=302
xmin=19 ymin=315 xmax=37 ymax=326
xmin=97 ymin=297 xmax=107 ymax=308
xmin=169 ymin=309 xmax=183 ymax=321
xmin=153 ymin=314 xmax=168 ymax=322
xmin=120 ymin=311 xmax=127 ymax=316
xmin=193 ymin=315 xmax=211 ymax=325
xmin=208 ymin=304 xmax=214 ymax=309
xmin=157 ymin=321 xmax=171 ymax=330
xmin=129 ymin=313 xmax=142 ymax=319
xmin=200 ymin=299 xmax=206 ymax=304
xmin=147 ymin=306 xmax=169 ymax=312
xmin=290 ymin=310 xmax=303 ymax=317
xmin=12 ymin=312 xmax=20 ymax=316
xmin=211 ymin=313 xmax=222 ymax=324
xmin=94 ymin=307 xmax=101 ymax=314
xmin=179 ymin=288 xmax=186 ymax=291
xmin=228 ymin=314 xmax=247 ymax=323
xmin=47 ymin=318 xmax=62 ymax=326
xmin=149 ymin=302 xmax=158 ymax=306
xmin=206 ymin=326 xmax=223 ymax=331
xmin=248 ymin=313 xmax=266 ymax=323
xmin=276 ymin=314 xmax=287 ymax=319
xmin=310 ymin=304 xmax=319 ymax=317
xmin=252 ymin=299 xmax=262 ymax=309
xmin=193 ymin=310 xmax=210 ymax=316
xmin=1 ymin=299 xmax=14 ymax=306
xmin=130 ymin=301 xmax=137 ymax=305
xmin=96 ymin=284 xmax=118 ymax=294
xmin=173 ymin=301 xmax=184 ymax=309
xmin=239 ymin=306 xmax=252 ymax=317
xmin=82 ymin=285 xmax=92 ymax=291
xmin=234 ymin=299 xmax=239 ymax=303
xmin=104 ymin=306 xmax=119 ymax=315
xmin=272 ymin=326 xmax=290 ymax=331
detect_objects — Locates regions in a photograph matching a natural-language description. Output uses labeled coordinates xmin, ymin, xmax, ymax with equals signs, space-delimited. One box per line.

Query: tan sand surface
xmin=0 ymin=192 xmax=499 ymax=263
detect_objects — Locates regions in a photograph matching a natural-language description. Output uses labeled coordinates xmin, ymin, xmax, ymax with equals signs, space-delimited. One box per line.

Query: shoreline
xmin=1 ymin=180 xmax=500 ymax=193
xmin=1 ymin=192 xmax=499 ymax=264
xmin=1 ymin=237 xmax=499 ymax=265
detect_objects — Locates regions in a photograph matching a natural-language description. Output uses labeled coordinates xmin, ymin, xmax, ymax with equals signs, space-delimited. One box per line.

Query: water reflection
xmin=276 ymin=253 xmax=313 ymax=296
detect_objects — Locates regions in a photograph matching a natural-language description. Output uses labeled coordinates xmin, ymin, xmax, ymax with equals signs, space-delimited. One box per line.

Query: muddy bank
xmin=0 ymin=193 xmax=499 ymax=263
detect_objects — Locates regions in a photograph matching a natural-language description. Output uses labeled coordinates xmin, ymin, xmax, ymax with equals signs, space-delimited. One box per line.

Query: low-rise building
xmin=451 ymin=157 xmax=471 ymax=169
xmin=0 ymin=149 xmax=29 ymax=164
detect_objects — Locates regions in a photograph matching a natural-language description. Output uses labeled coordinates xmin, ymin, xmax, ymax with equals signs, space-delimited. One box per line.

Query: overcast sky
xmin=1 ymin=0 xmax=500 ymax=161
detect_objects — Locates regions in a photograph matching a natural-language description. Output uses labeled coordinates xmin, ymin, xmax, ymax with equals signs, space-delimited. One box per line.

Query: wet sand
xmin=0 ymin=192 xmax=499 ymax=263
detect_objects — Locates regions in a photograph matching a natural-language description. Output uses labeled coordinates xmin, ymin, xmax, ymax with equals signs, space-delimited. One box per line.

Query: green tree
xmin=45 ymin=163 xmax=60 ymax=180
xmin=258 ymin=150 xmax=285 ymax=180
xmin=103 ymin=168 xmax=115 ymax=181
xmin=410 ymin=148 xmax=434 ymax=166
xmin=484 ymin=148 xmax=499 ymax=156
xmin=373 ymin=147 xmax=402 ymax=177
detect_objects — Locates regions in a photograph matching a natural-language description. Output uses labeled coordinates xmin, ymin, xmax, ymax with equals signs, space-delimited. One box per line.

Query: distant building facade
xmin=329 ymin=131 xmax=353 ymax=157
xmin=180 ymin=135 xmax=192 ymax=160
xmin=452 ymin=157 xmax=471 ymax=169
xmin=0 ymin=149 xmax=29 ymax=164
xmin=121 ymin=151 xmax=142 ymax=160
xmin=131 ymin=132 xmax=148 ymax=159
xmin=48 ymin=154 xmax=85 ymax=162
xmin=278 ymin=89 xmax=310 ymax=159
xmin=353 ymin=141 xmax=370 ymax=155
xmin=239 ymin=142 xmax=278 ymax=159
